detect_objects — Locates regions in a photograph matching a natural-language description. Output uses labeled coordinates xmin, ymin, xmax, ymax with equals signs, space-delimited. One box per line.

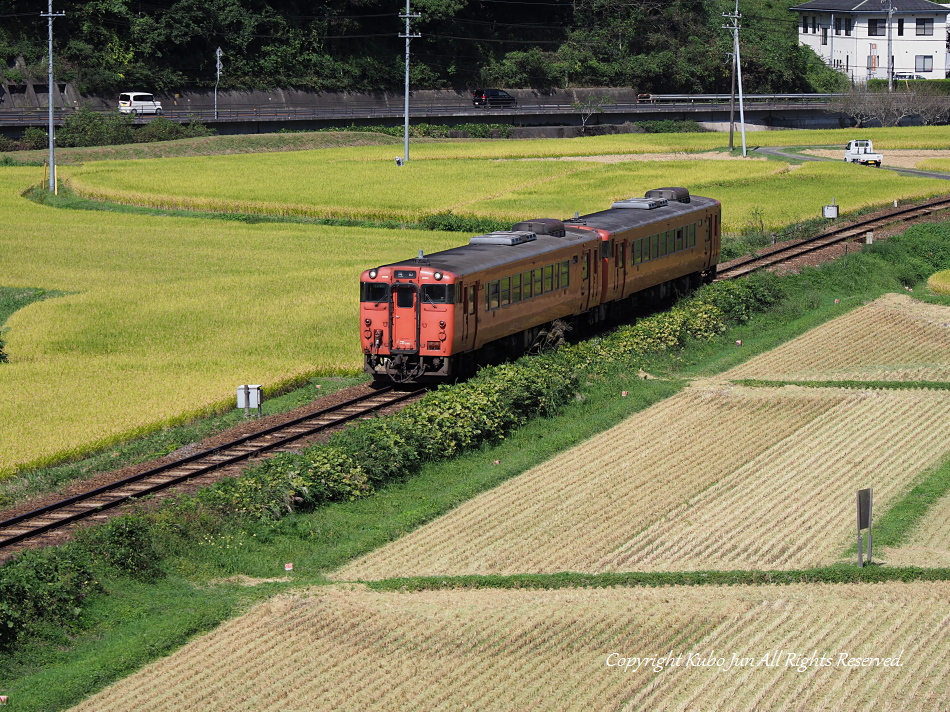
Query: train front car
xmin=360 ymin=255 xmax=458 ymax=383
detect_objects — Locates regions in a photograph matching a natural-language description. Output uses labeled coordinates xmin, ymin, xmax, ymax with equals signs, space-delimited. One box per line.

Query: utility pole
xmin=399 ymin=0 xmax=420 ymax=164
xmin=723 ymin=0 xmax=746 ymax=157
xmin=728 ymin=50 xmax=736 ymax=150
xmin=215 ymin=47 xmax=223 ymax=119
xmin=41 ymin=0 xmax=65 ymax=193
xmin=885 ymin=0 xmax=894 ymax=91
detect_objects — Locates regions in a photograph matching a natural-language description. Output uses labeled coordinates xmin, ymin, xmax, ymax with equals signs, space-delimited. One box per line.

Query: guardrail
xmin=0 ymin=94 xmax=839 ymax=127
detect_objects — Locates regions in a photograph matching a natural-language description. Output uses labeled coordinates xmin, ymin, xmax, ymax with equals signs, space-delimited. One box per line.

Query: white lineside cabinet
xmin=236 ymin=385 xmax=262 ymax=409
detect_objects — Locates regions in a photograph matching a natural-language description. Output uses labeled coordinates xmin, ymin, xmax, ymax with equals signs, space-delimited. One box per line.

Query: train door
xmin=599 ymin=238 xmax=612 ymax=303
xmin=581 ymin=250 xmax=593 ymax=312
xmin=615 ymin=239 xmax=628 ymax=299
xmin=389 ymin=282 xmax=420 ymax=353
xmin=461 ymin=281 xmax=478 ymax=347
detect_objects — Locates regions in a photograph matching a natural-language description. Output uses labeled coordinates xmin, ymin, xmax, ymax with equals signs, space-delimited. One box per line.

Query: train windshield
xmin=421 ymin=284 xmax=455 ymax=304
xmin=360 ymin=282 xmax=389 ymax=303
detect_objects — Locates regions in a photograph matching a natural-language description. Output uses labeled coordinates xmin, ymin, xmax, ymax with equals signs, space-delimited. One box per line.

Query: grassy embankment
xmin=2 ymin=219 xmax=950 ymax=711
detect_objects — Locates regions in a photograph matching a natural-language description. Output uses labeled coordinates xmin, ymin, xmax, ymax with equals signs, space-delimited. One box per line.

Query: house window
xmin=917 ymin=18 xmax=934 ymax=36
xmin=916 ymin=55 xmax=934 ymax=72
xmin=811 ymin=16 xmax=817 ymax=33
xmin=845 ymin=19 xmax=852 ymax=36
xmin=868 ymin=18 xmax=886 ymax=36
xmin=802 ymin=16 xmax=808 ymax=32
xmin=822 ymin=27 xmax=828 ymax=45
xmin=834 ymin=17 xmax=841 ymax=35
xmin=897 ymin=18 xmax=904 ymax=36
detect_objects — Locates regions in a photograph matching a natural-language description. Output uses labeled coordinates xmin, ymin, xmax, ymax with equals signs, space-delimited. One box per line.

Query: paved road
xmin=754 ymin=145 xmax=950 ymax=181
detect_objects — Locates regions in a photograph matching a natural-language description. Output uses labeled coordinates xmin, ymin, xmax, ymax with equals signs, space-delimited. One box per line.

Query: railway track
xmin=716 ymin=194 xmax=950 ymax=280
xmin=0 ymin=386 xmax=424 ymax=557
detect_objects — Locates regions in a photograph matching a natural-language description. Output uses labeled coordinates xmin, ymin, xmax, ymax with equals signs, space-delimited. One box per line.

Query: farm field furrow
xmin=724 ymin=293 xmax=950 ymax=383
xmin=602 ymin=388 xmax=950 ymax=571
xmin=335 ymin=386 xmax=950 ymax=578
xmin=67 ymin=583 xmax=950 ymax=712
xmin=883 ymin=482 xmax=950 ymax=567
xmin=335 ymin=387 xmax=826 ymax=578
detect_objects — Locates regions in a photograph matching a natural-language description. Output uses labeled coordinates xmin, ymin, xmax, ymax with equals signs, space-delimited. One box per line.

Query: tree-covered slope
xmin=1 ymin=0 xmax=844 ymax=96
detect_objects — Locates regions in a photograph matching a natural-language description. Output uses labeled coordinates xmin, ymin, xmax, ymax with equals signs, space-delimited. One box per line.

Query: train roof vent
xmin=511 ymin=218 xmax=566 ymax=237
xmin=611 ymin=197 xmax=668 ymax=210
xmin=645 ymin=187 xmax=691 ymax=204
xmin=469 ymin=230 xmax=538 ymax=246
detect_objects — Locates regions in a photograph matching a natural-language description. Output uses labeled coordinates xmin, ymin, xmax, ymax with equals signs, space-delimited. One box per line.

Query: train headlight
xmin=434 ymin=271 xmax=443 ymax=281
xmin=439 ymin=321 xmax=445 ymax=328
xmin=369 ymin=269 xmax=378 ymax=279
xmin=365 ymin=318 xmax=372 ymax=326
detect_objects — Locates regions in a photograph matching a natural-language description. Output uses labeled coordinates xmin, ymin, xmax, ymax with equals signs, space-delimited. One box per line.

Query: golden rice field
xmin=335 ymin=385 xmax=950 ymax=578
xmin=916 ymin=158 xmax=950 ymax=173
xmin=64 ymin=151 xmax=948 ymax=232
xmin=928 ymin=269 xmax=950 ymax=295
xmin=0 ymin=167 xmax=461 ymax=476
xmin=725 ymin=294 xmax=950 ymax=382
xmin=68 ymin=582 xmax=950 ymax=712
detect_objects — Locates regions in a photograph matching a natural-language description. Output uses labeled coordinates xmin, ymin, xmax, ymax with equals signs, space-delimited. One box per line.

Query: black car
xmin=472 ymin=89 xmax=518 ymax=108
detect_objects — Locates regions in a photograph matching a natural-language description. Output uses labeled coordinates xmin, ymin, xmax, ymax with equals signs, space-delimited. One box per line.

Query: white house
xmin=789 ymin=0 xmax=950 ymax=81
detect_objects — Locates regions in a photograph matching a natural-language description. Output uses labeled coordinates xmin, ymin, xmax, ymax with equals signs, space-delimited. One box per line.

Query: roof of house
xmin=790 ymin=0 xmax=949 ymax=13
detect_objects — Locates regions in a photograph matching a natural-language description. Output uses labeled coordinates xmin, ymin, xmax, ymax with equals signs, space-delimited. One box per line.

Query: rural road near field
xmin=755 ymin=145 xmax=950 ymax=181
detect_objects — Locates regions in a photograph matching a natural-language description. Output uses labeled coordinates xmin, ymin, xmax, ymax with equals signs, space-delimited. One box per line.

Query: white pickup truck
xmin=844 ymin=139 xmax=882 ymax=167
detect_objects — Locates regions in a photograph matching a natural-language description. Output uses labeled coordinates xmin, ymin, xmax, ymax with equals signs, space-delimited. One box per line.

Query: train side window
xmin=553 ymin=264 xmax=560 ymax=290
xmin=543 ymin=264 xmax=554 ymax=293
xmin=468 ymin=285 xmax=476 ymax=315
xmin=651 ymin=234 xmax=659 ymax=260
xmin=523 ymin=271 xmax=533 ymax=299
xmin=641 ymin=238 xmax=649 ymax=263
xmin=689 ymin=223 xmax=696 ymax=247
xmin=501 ymin=277 xmax=511 ymax=306
xmin=676 ymin=228 xmax=684 ymax=252
xmin=512 ymin=273 xmax=522 ymax=303
xmin=600 ymin=241 xmax=610 ymax=260
xmin=561 ymin=260 xmax=570 ymax=288
xmin=488 ymin=280 xmax=500 ymax=310
xmin=533 ymin=268 xmax=543 ymax=295
xmin=583 ymin=253 xmax=590 ymax=280
xmin=618 ymin=242 xmax=625 ymax=266
xmin=659 ymin=232 xmax=668 ymax=257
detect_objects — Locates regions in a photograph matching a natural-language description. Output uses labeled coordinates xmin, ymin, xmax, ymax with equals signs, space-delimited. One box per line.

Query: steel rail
xmin=716 ymin=195 xmax=950 ymax=280
xmin=0 ymin=386 xmax=424 ymax=551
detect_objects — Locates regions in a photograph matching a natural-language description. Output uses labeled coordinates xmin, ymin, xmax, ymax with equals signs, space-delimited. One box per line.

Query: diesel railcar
xmin=360 ymin=187 xmax=720 ymax=382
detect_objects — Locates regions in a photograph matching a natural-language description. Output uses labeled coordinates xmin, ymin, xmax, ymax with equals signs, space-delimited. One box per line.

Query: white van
xmin=118 ymin=92 xmax=163 ymax=116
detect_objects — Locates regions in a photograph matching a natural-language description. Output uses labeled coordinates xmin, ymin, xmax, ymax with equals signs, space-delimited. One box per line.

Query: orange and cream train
xmin=360 ymin=187 xmax=721 ymax=382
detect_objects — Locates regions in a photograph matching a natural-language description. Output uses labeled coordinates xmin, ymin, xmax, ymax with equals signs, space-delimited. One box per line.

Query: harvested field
xmin=68 ymin=582 xmax=950 ymax=712
xmin=724 ymin=293 xmax=950 ymax=383
xmin=883 ymin=479 xmax=950 ymax=568
xmin=335 ymin=386 xmax=950 ymax=578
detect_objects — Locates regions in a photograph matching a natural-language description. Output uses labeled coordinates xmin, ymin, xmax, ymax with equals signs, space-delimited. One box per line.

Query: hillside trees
xmin=0 ymin=0 xmax=844 ymax=95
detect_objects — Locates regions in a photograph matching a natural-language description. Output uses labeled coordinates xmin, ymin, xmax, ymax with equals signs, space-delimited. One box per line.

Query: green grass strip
xmin=732 ymin=379 xmax=950 ymax=391
xmin=856 ymin=453 xmax=950 ymax=551
xmin=363 ymin=565 xmax=950 ymax=593
xmin=0 ymin=286 xmax=66 ymax=327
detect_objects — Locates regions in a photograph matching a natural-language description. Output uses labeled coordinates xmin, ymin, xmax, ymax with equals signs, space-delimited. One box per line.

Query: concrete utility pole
xmin=399 ymin=0 xmax=420 ymax=164
xmin=885 ymin=0 xmax=894 ymax=91
xmin=215 ymin=47 xmax=223 ymax=119
xmin=723 ymin=0 xmax=746 ymax=157
xmin=41 ymin=0 xmax=65 ymax=193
